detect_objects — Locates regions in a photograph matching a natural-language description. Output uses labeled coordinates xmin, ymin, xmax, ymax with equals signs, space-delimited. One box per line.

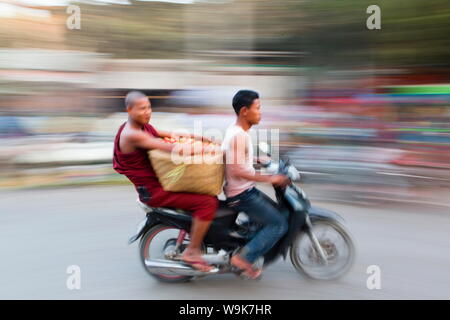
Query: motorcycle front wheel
xmin=290 ymin=219 xmax=356 ymax=281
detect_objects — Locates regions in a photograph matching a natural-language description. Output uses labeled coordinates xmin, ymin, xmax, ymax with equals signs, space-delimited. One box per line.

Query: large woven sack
xmin=148 ymin=149 xmax=224 ymax=196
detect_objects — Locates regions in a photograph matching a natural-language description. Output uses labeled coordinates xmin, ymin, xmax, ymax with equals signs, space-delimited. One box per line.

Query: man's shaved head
xmin=125 ymin=91 xmax=148 ymax=109
xmin=125 ymin=91 xmax=152 ymax=125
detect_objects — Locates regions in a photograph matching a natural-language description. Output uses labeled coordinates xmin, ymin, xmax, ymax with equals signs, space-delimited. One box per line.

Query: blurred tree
xmin=1 ymin=0 xmax=449 ymax=68
xmin=296 ymin=0 xmax=450 ymax=68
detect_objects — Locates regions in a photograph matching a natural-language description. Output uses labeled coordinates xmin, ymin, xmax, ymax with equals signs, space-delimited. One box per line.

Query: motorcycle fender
xmin=128 ymin=213 xmax=157 ymax=245
xmin=308 ymin=205 xmax=345 ymax=223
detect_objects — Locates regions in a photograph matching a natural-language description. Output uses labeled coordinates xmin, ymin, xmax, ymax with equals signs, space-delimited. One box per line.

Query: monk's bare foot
xmin=182 ymin=249 xmax=214 ymax=272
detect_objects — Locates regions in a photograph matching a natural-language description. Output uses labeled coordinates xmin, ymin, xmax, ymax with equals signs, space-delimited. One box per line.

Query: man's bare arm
xmin=227 ymin=134 xmax=272 ymax=183
xmin=230 ymin=163 xmax=289 ymax=185
xmin=157 ymin=129 xmax=219 ymax=144
xmin=228 ymin=134 xmax=288 ymax=185
xmin=128 ymin=130 xmax=208 ymax=156
xmin=231 ymin=165 xmax=274 ymax=183
xmin=155 ymin=130 xmax=172 ymax=139
xmin=128 ymin=131 xmax=175 ymax=153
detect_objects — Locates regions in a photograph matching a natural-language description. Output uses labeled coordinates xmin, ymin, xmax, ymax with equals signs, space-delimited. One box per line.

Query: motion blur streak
xmin=0 ymin=0 xmax=449 ymax=299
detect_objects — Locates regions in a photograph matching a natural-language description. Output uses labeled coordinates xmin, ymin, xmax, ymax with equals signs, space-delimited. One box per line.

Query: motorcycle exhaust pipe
xmin=201 ymin=252 xmax=229 ymax=265
xmin=145 ymin=259 xmax=220 ymax=276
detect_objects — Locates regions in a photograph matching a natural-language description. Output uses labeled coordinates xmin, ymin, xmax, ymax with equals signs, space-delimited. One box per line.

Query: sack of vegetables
xmin=148 ymin=137 xmax=224 ymax=196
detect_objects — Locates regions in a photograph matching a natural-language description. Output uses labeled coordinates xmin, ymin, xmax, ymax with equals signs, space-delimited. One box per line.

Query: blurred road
xmin=0 ymin=184 xmax=449 ymax=299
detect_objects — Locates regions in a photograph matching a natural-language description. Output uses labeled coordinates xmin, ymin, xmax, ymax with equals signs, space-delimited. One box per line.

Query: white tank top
xmin=221 ymin=124 xmax=256 ymax=197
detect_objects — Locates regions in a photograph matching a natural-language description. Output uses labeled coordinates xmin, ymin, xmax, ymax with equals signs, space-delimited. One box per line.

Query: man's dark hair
xmin=232 ymin=90 xmax=259 ymax=115
xmin=125 ymin=91 xmax=147 ymax=108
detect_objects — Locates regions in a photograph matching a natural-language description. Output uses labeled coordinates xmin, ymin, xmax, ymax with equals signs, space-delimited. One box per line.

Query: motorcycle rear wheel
xmin=139 ymin=224 xmax=194 ymax=283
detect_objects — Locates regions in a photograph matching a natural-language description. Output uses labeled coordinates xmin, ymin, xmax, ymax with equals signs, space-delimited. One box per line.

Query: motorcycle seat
xmin=137 ymin=199 xmax=237 ymax=218
xmin=216 ymin=200 xmax=238 ymax=218
xmin=137 ymin=200 xmax=190 ymax=215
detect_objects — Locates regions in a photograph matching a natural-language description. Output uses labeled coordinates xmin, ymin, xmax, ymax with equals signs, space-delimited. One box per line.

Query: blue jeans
xmin=226 ymin=187 xmax=288 ymax=264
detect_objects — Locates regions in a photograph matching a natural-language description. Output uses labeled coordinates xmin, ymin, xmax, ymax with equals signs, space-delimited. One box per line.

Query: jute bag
xmin=148 ymin=149 xmax=224 ymax=196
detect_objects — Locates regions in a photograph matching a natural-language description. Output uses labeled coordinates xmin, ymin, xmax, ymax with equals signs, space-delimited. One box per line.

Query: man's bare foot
xmin=182 ymin=249 xmax=214 ymax=272
xmin=230 ymin=254 xmax=262 ymax=280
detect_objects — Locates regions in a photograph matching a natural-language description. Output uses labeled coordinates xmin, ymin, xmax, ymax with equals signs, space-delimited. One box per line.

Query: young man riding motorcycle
xmin=113 ymin=91 xmax=219 ymax=272
xmin=222 ymin=90 xmax=290 ymax=279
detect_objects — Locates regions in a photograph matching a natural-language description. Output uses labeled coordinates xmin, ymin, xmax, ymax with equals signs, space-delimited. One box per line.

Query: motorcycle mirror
xmin=258 ymin=142 xmax=271 ymax=156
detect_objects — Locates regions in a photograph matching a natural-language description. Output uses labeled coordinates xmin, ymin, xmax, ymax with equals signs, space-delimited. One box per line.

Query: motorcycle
xmin=128 ymin=142 xmax=356 ymax=282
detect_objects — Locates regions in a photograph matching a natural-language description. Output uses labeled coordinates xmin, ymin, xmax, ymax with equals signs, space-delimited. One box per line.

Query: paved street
xmin=0 ymin=185 xmax=449 ymax=299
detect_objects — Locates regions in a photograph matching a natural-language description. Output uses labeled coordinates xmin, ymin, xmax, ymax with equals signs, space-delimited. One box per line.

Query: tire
xmin=139 ymin=224 xmax=193 ymax=283
xmin=290 ymin=219 xmax=356 ymax=281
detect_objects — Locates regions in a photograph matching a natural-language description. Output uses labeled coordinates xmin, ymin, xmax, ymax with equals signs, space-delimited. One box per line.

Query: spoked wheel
xmin=290 ymin=219 xmax=356 ymax=280
xmin=139 ymin=224 xmax=194 ymax=283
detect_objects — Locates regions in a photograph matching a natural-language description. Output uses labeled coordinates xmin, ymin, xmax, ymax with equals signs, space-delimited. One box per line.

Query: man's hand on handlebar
xmin=270 ymin=174 xmax=290 ymax=187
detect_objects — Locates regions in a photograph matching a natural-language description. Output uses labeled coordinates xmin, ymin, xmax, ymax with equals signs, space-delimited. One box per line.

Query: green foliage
xmin=4 ymin=0 xmax=449 ymax=66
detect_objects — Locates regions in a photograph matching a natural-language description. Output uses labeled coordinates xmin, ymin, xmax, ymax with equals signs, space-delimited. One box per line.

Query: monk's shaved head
xmin=125 ymin=91 xmax=148 ymax=109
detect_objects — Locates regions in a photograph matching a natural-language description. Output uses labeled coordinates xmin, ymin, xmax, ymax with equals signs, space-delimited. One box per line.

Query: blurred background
xmin=0 ymin=0 xmax=449 ymax=299
xmin=1 ymin=0 xmax=449 ymax=205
